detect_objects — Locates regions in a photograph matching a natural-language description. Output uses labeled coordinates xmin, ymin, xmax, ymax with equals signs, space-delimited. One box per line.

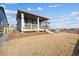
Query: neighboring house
xmin=16 ymin=9 xmax=50 ymax=32
xmin=0 ymin=7 xmax=8 ymax=36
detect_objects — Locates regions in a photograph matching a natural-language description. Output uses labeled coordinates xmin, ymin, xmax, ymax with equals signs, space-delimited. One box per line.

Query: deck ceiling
xmin=17 ymin=10 xmax=49 ymax=21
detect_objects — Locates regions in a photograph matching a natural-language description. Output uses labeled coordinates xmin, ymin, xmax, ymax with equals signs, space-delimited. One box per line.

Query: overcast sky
xmin=0 ymin=3 xmax=79 ymax=29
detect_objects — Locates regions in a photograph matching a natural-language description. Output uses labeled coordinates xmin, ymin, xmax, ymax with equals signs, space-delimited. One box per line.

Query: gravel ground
xmin=0 ymin=32 xmax=79 ymax=56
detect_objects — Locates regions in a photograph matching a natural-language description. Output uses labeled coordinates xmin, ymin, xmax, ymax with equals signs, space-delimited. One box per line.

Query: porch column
xmin=37 ymin=17 xmax=40 ymax=32
xmin=21 ymin=13 xmax=25 ymax=33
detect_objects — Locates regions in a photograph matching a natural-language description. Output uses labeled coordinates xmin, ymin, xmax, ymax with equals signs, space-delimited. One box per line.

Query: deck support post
xmin=21 ymin=13 xmax=25 ymax=33
xmin=37 ymin=17 xmax=40 ymax=32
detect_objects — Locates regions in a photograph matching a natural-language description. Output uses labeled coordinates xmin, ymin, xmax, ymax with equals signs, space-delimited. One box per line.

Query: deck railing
xmin=25 ymin=23 xmax=48 ymax=29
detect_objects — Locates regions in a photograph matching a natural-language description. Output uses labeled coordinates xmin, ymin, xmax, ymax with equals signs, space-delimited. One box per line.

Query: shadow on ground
xmin=72 ymin=40 xmax=79 ymax=56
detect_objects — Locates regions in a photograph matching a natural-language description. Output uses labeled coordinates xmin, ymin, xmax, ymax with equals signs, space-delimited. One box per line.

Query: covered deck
xmin=16 ymin=10 xmax=49 ymax=32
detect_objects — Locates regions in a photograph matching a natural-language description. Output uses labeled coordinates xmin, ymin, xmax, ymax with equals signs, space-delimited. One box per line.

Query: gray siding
xmin=0 ymin=7 xmax=8 ymax=36
xmin=0 ymin=7 xmax=8 ymax=27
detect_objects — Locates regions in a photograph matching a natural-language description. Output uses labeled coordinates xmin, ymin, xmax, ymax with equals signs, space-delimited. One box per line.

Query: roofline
xmin=17 ymin=9 xmax=49 ymax=20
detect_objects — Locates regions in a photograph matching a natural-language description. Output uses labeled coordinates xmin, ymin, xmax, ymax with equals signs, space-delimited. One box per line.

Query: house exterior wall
xmin=17 ymin=18 xmax=21 ymax=31
xmin=0 ymin=7 xmax=8 ymax=27
xmin=0 ymin=7 xmax=8 ymax=36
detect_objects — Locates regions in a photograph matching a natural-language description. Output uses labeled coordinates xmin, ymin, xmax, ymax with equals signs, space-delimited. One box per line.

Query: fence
xmin=3 ymin=27 xmax=15 ymax=34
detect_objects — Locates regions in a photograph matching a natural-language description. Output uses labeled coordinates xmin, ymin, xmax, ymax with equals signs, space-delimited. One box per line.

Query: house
xmin=0 ymin=7 xmax=9 ymax=36
xmin=16 ymin=9 xmax=51 ymax=33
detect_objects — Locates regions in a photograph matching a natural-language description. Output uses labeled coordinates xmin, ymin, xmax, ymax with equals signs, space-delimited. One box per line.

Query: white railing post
xmin=31 ymin=24 xmax=32 ymax=29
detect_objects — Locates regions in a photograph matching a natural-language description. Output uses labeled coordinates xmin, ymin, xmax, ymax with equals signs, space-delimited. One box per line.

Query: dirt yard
xmin=0 ymin=32 xmax=79 ymax=56
xmin=7 ymin=32 xmax=48 ymax=40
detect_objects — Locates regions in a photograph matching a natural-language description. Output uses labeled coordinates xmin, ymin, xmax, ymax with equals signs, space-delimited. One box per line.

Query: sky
xmin=0 ymin=3 xmax=79 ymax=29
